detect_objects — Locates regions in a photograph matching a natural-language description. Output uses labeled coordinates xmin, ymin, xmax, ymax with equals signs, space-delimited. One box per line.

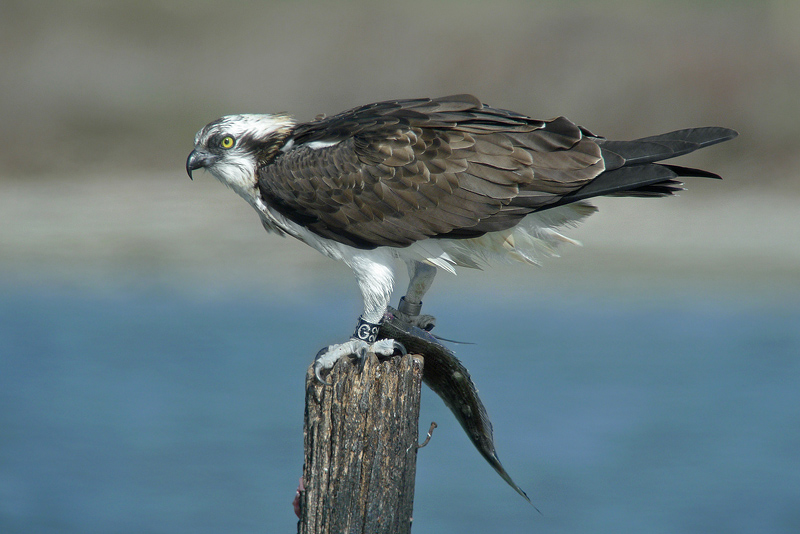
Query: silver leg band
xmin=398 ymin=296 xmax=422 ymax=316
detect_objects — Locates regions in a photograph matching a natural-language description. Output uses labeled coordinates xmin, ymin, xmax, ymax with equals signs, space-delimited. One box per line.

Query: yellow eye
xmin=220 ymin=135 xmax=235 ymax=149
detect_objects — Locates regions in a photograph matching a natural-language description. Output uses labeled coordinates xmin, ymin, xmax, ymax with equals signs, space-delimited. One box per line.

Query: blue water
xmin=1 ymin=283 xmax=799 ymax=533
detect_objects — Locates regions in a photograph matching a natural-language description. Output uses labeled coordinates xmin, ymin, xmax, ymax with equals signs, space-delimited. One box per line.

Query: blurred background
xmin=1 ymin=1 xmax=798 ymax=533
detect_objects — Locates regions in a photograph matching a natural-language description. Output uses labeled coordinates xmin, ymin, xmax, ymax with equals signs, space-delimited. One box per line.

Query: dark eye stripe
xmin=208 ymin=133 xmax=235 ymax=150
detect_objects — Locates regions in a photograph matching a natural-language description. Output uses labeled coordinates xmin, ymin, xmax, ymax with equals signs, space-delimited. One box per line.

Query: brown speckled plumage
xmin=256 ymin=94 xmax=735 ymax=250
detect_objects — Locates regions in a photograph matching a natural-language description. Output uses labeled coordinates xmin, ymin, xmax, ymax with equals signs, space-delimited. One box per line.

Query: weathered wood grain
xmin=298 ymin=353 xmax=424 ymax=534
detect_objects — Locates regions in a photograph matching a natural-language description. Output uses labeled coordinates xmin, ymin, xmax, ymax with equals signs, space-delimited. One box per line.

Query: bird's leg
xmin=313 ymin=253 xmax=406 ymax=383
xmin=396 ymin=260 xmax=437 ymax=331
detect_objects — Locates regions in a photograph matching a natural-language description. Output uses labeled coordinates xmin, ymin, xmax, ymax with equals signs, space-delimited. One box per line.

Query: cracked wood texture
xmin=298 ymin=353 xmax=425 ymax=534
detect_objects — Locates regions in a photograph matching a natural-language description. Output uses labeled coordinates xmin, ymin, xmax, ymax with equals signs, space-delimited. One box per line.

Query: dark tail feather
xmin=663 ymin=163 xmax=724 ymax=180
xmin=541 ymin=163 xmax=686 ymax=207
xmin=602 ymin=164 xmax=723 ymax=198
xmin=598 ymin=127 xmax=738 ymax=167
xmin=538 ymin=127 xmax=737 ymax=210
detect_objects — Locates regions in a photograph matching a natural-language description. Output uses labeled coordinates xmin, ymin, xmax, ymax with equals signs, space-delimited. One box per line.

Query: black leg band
xmin=353 ymin=316 xmax=381 ymax=343
xmin=398 ymin=296 xmax=422 ymax=316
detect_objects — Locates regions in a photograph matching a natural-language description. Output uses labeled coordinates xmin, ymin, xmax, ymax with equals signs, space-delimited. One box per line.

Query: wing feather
xmin=257 ymin=95 xmax=602 ymax=248
xmin=256 ymin=95 xmax=731 ymax=249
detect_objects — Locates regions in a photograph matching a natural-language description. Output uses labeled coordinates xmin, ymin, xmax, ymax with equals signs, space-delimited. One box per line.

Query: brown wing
xmin=257 ymin=94 xmax=605 ymax=249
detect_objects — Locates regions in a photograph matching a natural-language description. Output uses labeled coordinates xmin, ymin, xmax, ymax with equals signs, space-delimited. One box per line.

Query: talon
xmin=369 ymin=338 xmax=405 ymax=358
xmin=314 ymin=363 xmax=332 ymax=386
xmin=393 ymin=301 xmax=437 ymax=332
xmin=312 ymin=337 xmax=406 ymax=382
xmin=416 ymin=314 xmax=436 ymax=331
xmin=313 ymin=347 xmax=334 ymax=385
xmin=313 ymin=339 xmax=368 ymax=385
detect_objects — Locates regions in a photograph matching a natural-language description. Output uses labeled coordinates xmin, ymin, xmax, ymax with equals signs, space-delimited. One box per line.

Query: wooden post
xmin=298 ymin=353 xmax=425 ymax=534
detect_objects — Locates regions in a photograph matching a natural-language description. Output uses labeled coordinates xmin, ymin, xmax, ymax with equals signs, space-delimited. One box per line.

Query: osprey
xmin=187 ymin=94 xmax=736 ymax=380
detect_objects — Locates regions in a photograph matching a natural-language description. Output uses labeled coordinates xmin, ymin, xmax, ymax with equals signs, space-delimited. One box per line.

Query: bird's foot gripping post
xmin=313 ymin=317 xmax=406 ymax=384
xmin=299 ymin=352 xmax=425 ymax=534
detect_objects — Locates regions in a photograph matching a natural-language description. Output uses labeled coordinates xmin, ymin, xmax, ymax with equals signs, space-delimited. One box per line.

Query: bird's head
xmin=186 ymin=113 xmax=295 ymax=200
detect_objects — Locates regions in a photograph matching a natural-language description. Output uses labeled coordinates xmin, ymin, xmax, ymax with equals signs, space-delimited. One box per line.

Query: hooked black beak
xmin=186 ymin=150 xmax=218 ymax=180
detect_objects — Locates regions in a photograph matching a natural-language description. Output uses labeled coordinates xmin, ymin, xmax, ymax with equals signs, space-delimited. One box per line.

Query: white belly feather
xmin=253 ymin=196 xmax=596 ymax=274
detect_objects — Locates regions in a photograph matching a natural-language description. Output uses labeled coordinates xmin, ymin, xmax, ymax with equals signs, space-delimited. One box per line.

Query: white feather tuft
xmin=398 ymin=202 xmax=597 ymax=271
xmin=255 ymin=199 xmax=596 ymax=276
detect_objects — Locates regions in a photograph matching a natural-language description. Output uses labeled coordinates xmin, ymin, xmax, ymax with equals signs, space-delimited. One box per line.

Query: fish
xmin=378 ymin=309 xmax=535 ymax=507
